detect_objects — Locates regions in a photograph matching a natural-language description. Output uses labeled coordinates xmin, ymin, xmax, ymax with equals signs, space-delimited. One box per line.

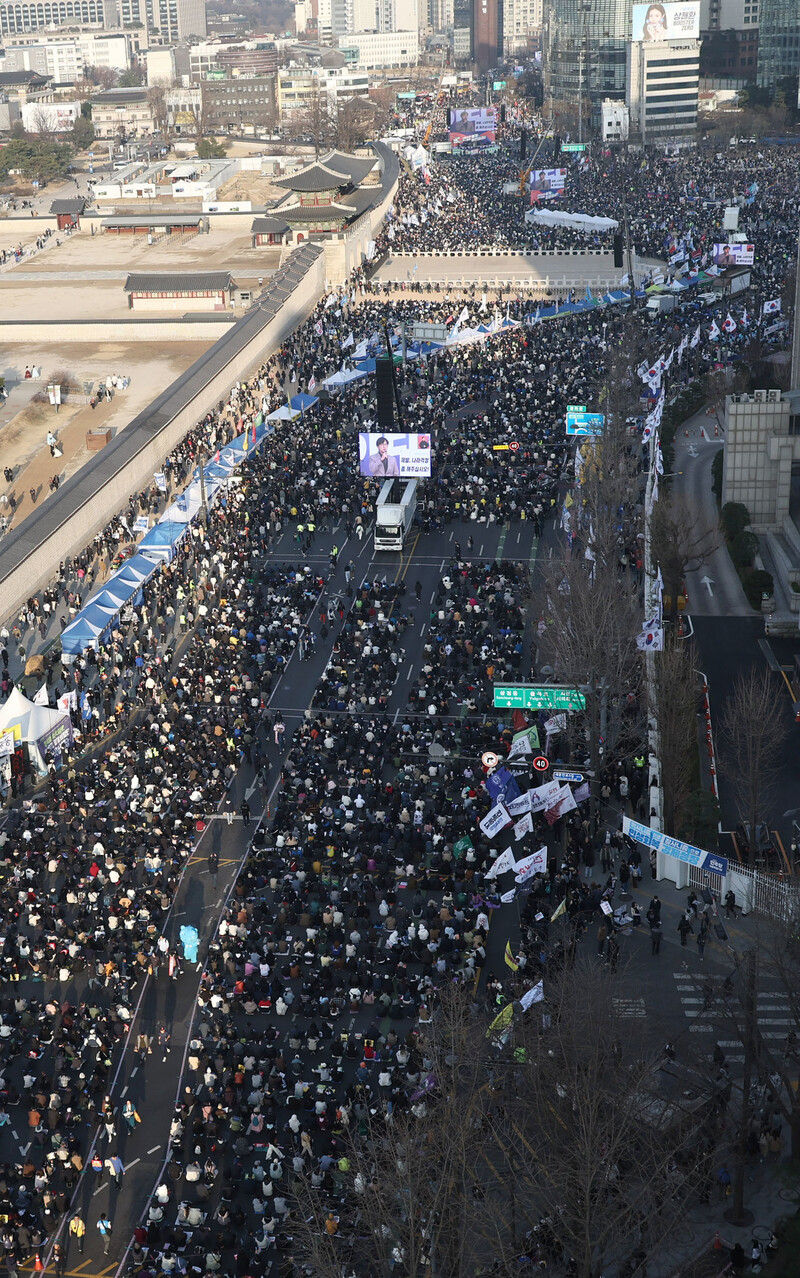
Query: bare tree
xmin=719 ymin=667 xmax=789 ymax=860
xmin=653 ymin=637 xmax=698 ymax=836
xmin=293 ymin=970 xmax=718 ymax=1278
xmin=27 ymin=105 xmax=57 ymax=140
xmin=538 ymin=402 xmax=644 ymax=824
xmin=147 ymin=81 xmax=170 ymax=138
xmin=650 ymin=496 xmax=718 ymax=628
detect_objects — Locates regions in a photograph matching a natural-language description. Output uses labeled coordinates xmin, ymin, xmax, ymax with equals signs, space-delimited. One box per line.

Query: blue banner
xmin=486 ymin=767 xmax=521 ymax=807
xmin=623 ymin=816 xmax=728 ymax=876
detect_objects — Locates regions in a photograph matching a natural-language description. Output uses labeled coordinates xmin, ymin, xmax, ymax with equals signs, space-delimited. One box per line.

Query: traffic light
xmin=613 ymin=234 xmax=624 ymax=268
xmin=520 ymin=127 xmax=527 ymax=163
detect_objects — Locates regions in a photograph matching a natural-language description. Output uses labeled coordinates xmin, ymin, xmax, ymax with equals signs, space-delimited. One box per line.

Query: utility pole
xmin=198 ymin=450 xmax=208 ymax=526
xmin=622 ymin=190 xmax=635 ymax=314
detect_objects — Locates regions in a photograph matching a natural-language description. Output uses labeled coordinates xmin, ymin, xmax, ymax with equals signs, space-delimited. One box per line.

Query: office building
xmin=545 ymin=0 xmax=630 ymax=125
xmin=473 ymin=0 xmax=499 ymax=71
xmin=343 ymin=27 xmax=419 ymax=65
xmin=699 ymin=0 xmax=759 ymax=78
xmin=1 ymin=30 xmax=133 ymax=80
xmin=331 ymin=0 xmax=375 ymax=37
xmin=627 ymin=37 xmax=700 ymax=141
xmin=453 ymin=0 xmax=472 ymax=61
xmin=151 ymin=0 xmax=206 ymax=42
xmin=21 ymin=97 xmax=80 ymax=128
xmin=92 ymin=86 xmax=155 ymax=136
xmin=501 ymin=0 xmax=541 ymax=56
xmin=428 ymin=0 xmax=453 ymax=33
xmin=201 ymin=74 xmax=276 ymax=131
xmin=0 ymin=0 xmax=117 ymax=35
xmin=601 ymin=96 xmax=628 ymax=140
xmin=757 ymin=0 xmax=800 ymax=87
xmin=277 ymin=64 xmax=369 ymax=119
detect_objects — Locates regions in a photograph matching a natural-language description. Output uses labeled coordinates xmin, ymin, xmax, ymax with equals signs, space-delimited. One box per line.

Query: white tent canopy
xmin=524 ymin=209 xmax=620 ymax=232
xmin=0 ymin=686 xmax=73 ymax=772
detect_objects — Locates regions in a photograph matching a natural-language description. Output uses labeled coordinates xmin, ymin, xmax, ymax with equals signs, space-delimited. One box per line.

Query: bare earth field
xmin=0 ymin=341 xmax=211 ymax=530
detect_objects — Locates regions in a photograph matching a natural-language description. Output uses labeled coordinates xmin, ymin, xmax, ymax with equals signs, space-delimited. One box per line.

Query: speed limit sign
xmin=532 ymin=755 xmax=550 ymax=772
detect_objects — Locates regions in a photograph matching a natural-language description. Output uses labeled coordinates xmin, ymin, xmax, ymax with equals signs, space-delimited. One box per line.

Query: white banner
xmin=33 ymin=684 xmax=49 ymax=706
xmin=520 ymin=980 xmax=544 ymax=1010
xmin=485 ymin=848 xmax=516 ymax=878
xmin=0 ymin=731 xmax=15 ymax=757
xmin=531 ymin=779 xmax=561 ymax=813
xmin=506 ymin=789 xmax=532 ymax=816
xmin=514 ymin=846 xmax=548 ymax=883
xmin=550 ymin=784 xmax=577 ymax=817
xmin=513 ymin=812 xmax=534 ymax=841
xmin=479 ymin=802 xmax=511 ymax=840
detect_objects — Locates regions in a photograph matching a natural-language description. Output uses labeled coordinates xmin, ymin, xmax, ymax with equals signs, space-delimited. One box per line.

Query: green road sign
xmin=561 ymin=143 xmax=587 ymax=153
xmin=493 ymin=684 xmax=587 ymax=711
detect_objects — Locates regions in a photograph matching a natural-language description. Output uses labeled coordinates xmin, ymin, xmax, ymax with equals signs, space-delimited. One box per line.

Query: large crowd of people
xmin=0 ymin=85 xmax=795 ymax=1278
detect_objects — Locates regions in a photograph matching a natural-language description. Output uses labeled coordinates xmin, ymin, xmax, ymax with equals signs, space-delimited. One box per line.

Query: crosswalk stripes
xmin=671 ymin=972 xmax=798 ymax=1065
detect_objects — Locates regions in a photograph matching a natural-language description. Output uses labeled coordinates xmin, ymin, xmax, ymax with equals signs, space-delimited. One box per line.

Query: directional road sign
xmin=566 ymin=411 xmax=605 ymax=437
xmin=553 ymin=770 xmax=584 ymax=783
xmin=493 ymin=684 xmax=586 ymax=712
xmin=561 ymin=143 xmax=587 ymax=153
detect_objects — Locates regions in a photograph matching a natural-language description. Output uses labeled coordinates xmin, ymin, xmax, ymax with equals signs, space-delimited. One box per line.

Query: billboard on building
xmin=529 ymin=168 xmax=567 ymax=201
xmin=632 ymin=2 xmax=700 ymax=41
xmin=449 ymin=106 xmax=498 ymax=149
xmin=712 ymin=242 xmax=754 ymax=267
xmin=359 ymin=433 xmax=431 ymax=479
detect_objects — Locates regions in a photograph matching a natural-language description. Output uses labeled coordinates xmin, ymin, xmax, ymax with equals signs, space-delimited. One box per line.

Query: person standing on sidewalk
xmin=697 ymin=915 xmax=711 ymax=960
xmin=52 ymin=1243 xmax=65 ymax=1278
xmin=97 ymin=1215 xmax=112 ymax=1255
xmin=677 ymin=913 xmax=693 ymax=947
xmin=158 ymin=1026 xmax=171 ymax=1061
xmin=68 ymin=1215 xmax=85 ymax=1254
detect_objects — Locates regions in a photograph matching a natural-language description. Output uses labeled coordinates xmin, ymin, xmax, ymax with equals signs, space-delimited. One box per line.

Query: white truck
xmin=644 ymin=293 xmax=678 ymax=318
xmin=375 ymin=479 xmax=417 ymax=551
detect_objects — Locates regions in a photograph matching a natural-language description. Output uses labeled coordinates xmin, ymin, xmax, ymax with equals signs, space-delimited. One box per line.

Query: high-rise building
xmin=0 ymin=0 xmax=117 ymax=35
xmin=151 ymin=0 xmax=206 ymax=42
xmin=428 ymin=0 xmax=452 ymax=33
xmin=501 ymin=0 xmax=541 ymax=56
xmin=473 ymin=0 xmax=499 ymax=71
xmin=545 ymin=0 xmax=630 ymax=126
xmin=757 ymin=0 xmax=800 ymax=87
xmin=453 ymin=0 xmax=472 ymax=60
xmin=628 ymin=37 xmax=700 ymax=140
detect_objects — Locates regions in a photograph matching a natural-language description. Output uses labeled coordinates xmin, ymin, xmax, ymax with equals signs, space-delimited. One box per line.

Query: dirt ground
xmin=0 ymin=340 xmax=212 ymax=531
xmin=0 ymin=227 xmax=283 ymax=320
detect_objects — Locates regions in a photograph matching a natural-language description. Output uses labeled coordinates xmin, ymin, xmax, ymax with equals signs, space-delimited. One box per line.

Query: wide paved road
xmin=3 ymin=504 xmax=540 ymax=1278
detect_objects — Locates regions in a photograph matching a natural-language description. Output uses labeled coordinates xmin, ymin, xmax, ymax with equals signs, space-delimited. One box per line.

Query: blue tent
xmin=289 ymin=393 xmax=318 ymax=413
xmin=111 ymin=553 xmax=159 ymax=594
xmin=61 ymin=602 xmax=119 ymax=655
xmin=139 ymin=520 xmax=187 ymax=563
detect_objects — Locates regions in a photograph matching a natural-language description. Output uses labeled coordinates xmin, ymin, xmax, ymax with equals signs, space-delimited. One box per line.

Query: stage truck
xmin=375 ymin=479 xmax=417 ymax=551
